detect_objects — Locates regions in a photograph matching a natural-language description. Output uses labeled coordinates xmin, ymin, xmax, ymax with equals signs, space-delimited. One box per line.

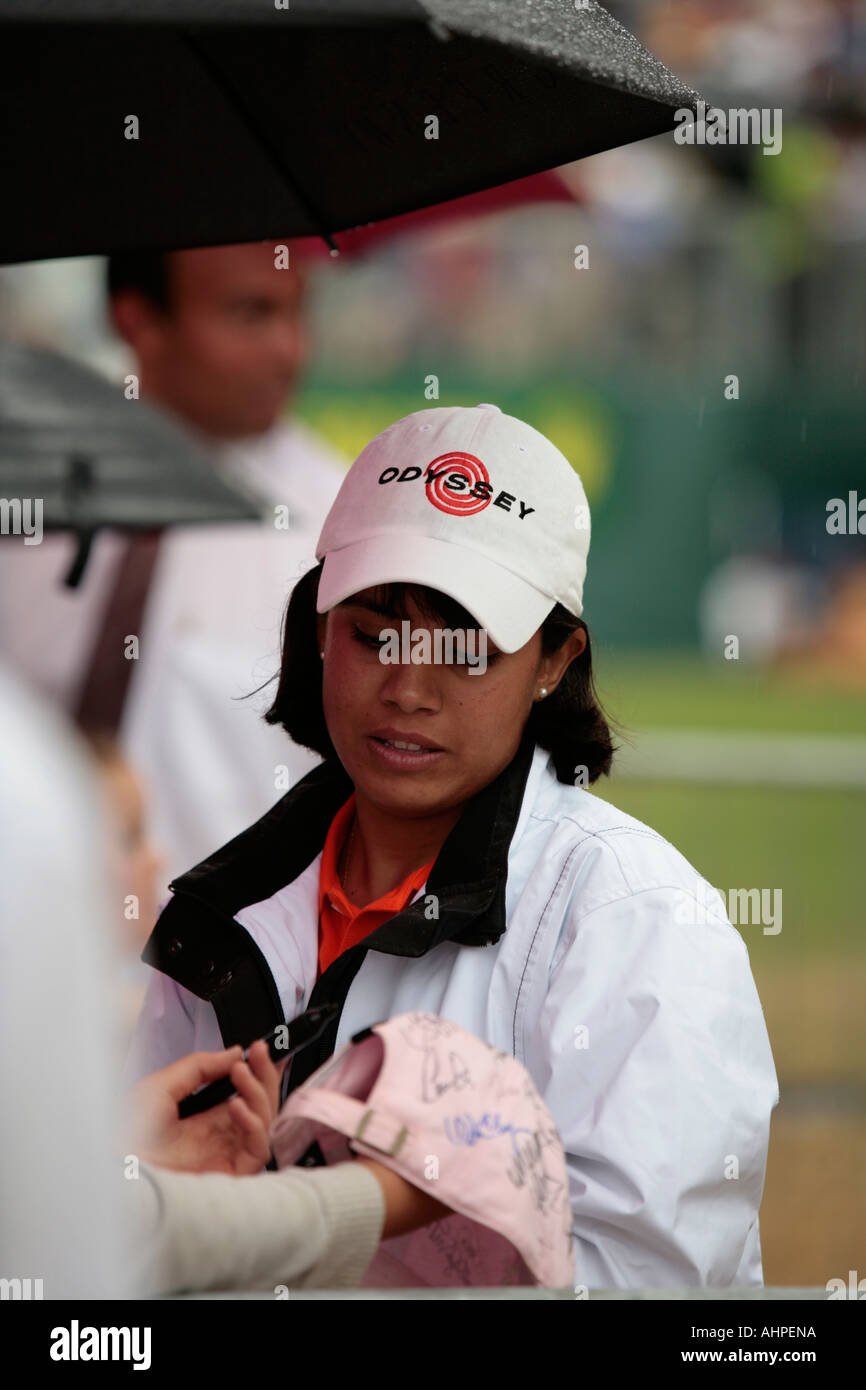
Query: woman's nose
xmin=378 ymin=653 xmax=444 ymax=712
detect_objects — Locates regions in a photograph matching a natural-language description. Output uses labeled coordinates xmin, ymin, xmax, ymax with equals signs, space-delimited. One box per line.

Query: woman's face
xmin=317 ymin=588 xmax=564 ymax=821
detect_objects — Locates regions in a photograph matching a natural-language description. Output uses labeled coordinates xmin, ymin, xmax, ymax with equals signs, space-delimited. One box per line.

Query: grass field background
xmin=594 ymin=652 xmax=865 ymax=1286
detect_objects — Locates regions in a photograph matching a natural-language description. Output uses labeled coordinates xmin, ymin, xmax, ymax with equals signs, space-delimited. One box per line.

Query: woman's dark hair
xmin=262 ymin=561 xmax=617 ymax=785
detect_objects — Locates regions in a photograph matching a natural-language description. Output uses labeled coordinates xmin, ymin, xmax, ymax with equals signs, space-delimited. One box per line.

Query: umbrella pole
xmin=63 ymin=528 xmax=96 ymax=589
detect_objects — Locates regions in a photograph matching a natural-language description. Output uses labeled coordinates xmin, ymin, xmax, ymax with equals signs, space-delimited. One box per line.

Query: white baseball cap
xmin=314 ymin=403 xmax=591 ymax=654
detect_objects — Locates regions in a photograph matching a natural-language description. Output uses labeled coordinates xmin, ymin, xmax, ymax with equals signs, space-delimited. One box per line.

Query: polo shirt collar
xmin=318 ymin=793 xmax=437 ymax=923
xmin=165 ymin=726 xmax=538 ymax=958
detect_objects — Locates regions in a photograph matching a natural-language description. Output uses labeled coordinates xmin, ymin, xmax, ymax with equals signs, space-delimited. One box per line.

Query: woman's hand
xmin=352 ymin=1156 xmax=452 ymax=1239
xmin=123 ymin=1041 xmax=285 ymax=1176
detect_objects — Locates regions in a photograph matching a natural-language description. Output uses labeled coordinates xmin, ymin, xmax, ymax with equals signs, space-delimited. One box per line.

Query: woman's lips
xmin=367 ymin=735 xmax=446 ymax=771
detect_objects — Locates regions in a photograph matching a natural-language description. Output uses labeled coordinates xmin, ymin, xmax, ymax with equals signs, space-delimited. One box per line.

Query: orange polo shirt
xmin=317 ymin=794 xmax=437 ymax=978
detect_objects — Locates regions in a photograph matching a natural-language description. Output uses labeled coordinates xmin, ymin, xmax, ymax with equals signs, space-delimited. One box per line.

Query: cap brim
xmin=316 ymin=533 xmax=555 ymax=654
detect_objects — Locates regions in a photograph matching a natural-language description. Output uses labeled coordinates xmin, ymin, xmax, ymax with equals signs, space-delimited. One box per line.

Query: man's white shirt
xmin=0 ymin=416 xmax=346 ymax=884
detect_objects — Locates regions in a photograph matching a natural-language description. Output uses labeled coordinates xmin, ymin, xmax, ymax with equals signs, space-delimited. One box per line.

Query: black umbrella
xmin=0 ymin=0 xmax=701 ymax=264
xmin=0 ymin=337 xmax=263 ymax=584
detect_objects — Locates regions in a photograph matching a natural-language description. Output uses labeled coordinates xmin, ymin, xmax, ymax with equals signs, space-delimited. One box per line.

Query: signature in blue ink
xmin=443 ymin=1112 xmax=532 ymax=1156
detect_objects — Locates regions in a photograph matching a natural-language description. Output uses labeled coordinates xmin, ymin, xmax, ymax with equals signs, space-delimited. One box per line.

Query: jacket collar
xmin=166 ymin=725 xmax=539 ymax=957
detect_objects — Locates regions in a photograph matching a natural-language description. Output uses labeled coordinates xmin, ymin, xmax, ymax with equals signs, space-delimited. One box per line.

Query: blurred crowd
xmin=2 ymin=6 xmax=865 ymax=384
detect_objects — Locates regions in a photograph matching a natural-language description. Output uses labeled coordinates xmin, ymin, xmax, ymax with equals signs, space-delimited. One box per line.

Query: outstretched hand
xmin=123 ymin=1041 xmax=286 ymax=1176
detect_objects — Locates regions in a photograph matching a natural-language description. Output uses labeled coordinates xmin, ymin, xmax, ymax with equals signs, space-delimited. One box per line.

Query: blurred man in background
xmin=0 ymin=240 xmax=346 ymax=888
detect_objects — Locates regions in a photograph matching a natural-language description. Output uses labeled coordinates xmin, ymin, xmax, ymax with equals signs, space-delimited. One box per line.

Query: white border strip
xmin=613 ymin=731 xmax=866 ymax=789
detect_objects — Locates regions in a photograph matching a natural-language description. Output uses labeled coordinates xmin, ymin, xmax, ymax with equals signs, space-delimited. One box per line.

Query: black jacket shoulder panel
xmin=140 ymin=734 xmax=538 ymax=1050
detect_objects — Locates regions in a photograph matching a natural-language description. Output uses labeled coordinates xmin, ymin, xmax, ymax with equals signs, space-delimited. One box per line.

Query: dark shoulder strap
xmin=74 ymin=529 xmax=163 ymax=735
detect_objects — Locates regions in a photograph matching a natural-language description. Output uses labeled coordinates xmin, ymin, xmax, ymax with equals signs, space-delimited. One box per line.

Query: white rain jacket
xmin=124 ymin=731 xmax=779 ymax=1289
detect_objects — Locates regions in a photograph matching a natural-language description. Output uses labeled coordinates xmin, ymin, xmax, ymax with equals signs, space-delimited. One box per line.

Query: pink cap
xmin=271 ymin=1012 xmax=575 ymax=1289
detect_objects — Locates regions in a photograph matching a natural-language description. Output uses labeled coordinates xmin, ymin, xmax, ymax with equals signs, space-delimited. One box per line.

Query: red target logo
xmin=424 ymin=453 xmax=491 ymax=516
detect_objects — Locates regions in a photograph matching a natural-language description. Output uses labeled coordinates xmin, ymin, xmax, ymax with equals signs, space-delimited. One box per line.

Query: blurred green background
xmin=296 ymin=371 xmax=866 ymax=648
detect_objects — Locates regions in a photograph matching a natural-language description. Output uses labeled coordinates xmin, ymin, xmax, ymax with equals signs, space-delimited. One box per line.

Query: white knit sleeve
xmin=128 ymin=1160 xmax=384 ymax=1295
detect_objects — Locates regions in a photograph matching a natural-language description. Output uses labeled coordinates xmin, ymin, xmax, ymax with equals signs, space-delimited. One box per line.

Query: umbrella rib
xmin=178 ymin=29 xmax=339 ymax=253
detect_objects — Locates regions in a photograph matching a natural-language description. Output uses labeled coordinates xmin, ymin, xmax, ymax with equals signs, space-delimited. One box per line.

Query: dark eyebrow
xmin=336 ymin=596 xmax=401 ymax=619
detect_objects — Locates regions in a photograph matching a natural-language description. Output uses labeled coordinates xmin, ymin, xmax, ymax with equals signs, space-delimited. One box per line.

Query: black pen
xmin=177 ymin=1002 xmax=339 ymax=1118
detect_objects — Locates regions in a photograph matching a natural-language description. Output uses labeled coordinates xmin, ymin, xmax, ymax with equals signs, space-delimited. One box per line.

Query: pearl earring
xmin=538 ymin=687 xmax=548 ymax=699
xmin=319 ymin=650 xmax=324 ymax=659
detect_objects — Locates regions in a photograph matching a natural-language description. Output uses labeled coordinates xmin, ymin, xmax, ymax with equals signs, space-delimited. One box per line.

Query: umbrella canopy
xmin=0 ymin=337 xmax=263 ymax=581
xmin=0 ymin=0 xmax=700 ymax=264
xmin=295 ymin=168 xmax=582 ymax=261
